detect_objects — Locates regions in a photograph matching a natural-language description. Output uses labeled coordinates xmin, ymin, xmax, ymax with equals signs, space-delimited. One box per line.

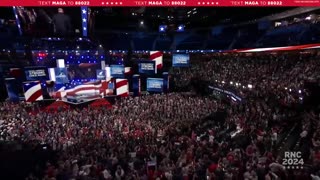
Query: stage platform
xmin=62 ymin=94 xmax=117 ymax=105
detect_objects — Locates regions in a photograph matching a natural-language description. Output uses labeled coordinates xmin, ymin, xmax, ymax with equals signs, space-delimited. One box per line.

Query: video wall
xmin=110 ymin=65 xmax=125 ymax=78
xmin=147 ymin=78 xmax=163 ymax=92
xmin=67 ymin=63 xmax=99 ymax=80
xmin=138 ymin=60 xmax=156 ymax=75
xmin=15 ymin=7 xmax=82 ymax=36
xmin=172 ymin=54 xmax=190 ymax=67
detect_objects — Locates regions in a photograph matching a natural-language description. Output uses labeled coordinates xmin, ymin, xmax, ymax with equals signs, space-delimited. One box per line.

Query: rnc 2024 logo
xmin=282 ymin=151 xmax=304 ymax=169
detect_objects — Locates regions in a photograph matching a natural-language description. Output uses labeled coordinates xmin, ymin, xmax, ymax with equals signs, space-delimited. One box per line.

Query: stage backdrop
xmin=147 ymin=78 xmax=163 ymax=92
xmin=172 ymin=54 xmax=190 ymax=67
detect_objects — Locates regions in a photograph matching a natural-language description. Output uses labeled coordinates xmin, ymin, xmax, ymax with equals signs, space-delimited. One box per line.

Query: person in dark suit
xmin=52 ymin=8 xmax=71 ymax=36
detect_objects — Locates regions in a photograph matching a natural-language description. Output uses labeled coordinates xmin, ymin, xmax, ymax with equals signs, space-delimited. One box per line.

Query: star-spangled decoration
xmin=81 ymin=7 xmax=88 ymax=37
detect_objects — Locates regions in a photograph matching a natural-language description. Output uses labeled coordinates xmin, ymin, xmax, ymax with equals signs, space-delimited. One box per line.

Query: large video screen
xmin=15 ymin=7 xmax=82 ymax=36
xmin=24 ymin=67 xmax=49 ymax=81
xmin=172 ymin=54 xmax=190 ymax=67
xmin=138 ymin=61 xmax=156 ymax=75
xmin=147 ymin=78 xmax=163 ymax=92
xmin=96 ymin=69 xmax=106 ymax=80
xmin=110 ymin=65 xmax=124 ymax=78
xmin=67 ymin=63 xmax=100 ymax=80
xmin=54 ymin=68 xmax=69 ymax=84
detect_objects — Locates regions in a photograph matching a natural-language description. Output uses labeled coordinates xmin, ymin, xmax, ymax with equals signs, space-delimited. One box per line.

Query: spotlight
xmin=140 ymin=21 xmax=144 ymax=25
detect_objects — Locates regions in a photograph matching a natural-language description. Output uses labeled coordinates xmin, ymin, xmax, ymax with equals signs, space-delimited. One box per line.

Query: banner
xmin=147 ymin=78 xmax=163 ymax=92
xmin=54 ymin=68 xmax=69 ymax=84
xmin=132 ymin=74 xmax=141 ymax=96
xmin=138 ymin=61 xmax=157 ymax=75
xmin=25 ymin=67 xmax=49 ymax=81
xmin=1 ymin=1 xmax=319 ymax=6
xmin=172 ymin=54 xmax=190 ymax=67
xmin=110 ymin=65 xmax=125 ymax=78
xmin=96 ymin=69 xmax=106 ymax=80
xmin=23 ymin=81 xmax=44 ymax=102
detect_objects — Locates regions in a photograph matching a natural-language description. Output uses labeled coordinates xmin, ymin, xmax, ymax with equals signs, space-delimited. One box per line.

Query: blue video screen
xmin=54 ymin=68 xmax=69 ymax=84
xmin=25 ymin=67 xmax=49 ymax=81
xmin=139 ymin=61 xmax=156 ymax=74
xmin=110 ymin=65 xmax=124 ymax=78
xmin=96 ymin=69 xmax=106 ymax=80
xmin=172 ymin=54 xmax=190 ymax=67
xmin=147 ymin=78 xmax=163 ymax=92
xmin=67 ymin=63 xmax=100 ymax=80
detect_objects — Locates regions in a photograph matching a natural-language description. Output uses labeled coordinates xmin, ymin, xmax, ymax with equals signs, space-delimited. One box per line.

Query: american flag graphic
xmin=116 ymin=79 xmax=129 ymax=97
xmin=150 ymin=51 xmax=163 ymax=69
xmin=54 ymin=79 xmax=114 ymax=100
xmin=23 ymin=81 xmax=43 ymax=102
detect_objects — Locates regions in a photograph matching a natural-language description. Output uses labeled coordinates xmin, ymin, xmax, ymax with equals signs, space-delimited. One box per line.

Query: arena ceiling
xmin=92 ymin=7 xmax=294 ymax=31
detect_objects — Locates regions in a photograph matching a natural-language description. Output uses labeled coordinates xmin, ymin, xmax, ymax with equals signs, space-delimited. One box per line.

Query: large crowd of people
xmin=173 ymin=52 xmax=320 ymax=104
xmin=0 ymin=51 xmax=320 ymax=180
